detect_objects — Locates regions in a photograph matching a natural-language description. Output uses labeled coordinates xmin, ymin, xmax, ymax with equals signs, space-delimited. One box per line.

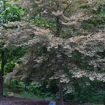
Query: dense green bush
xmin=5 ymin=78 xmax=105 ymax=104
xmin=0 ymin=0 xmax=24 ymax=23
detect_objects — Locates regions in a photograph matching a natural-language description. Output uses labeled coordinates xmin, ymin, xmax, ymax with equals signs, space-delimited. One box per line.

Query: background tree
xmin=0 ymin=0 xmax=24 ymax=97
xmin=0 ymin=0 xmax=8 ymax=97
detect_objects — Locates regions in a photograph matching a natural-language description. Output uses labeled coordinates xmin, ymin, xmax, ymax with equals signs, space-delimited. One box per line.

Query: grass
xmin=4 ymin=88 xmax=104 ymax=105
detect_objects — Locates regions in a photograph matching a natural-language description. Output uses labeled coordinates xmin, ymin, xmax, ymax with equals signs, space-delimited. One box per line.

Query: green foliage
xmin=80 ymin=5 xmax=90 ymax=9
xmin=81 ymin=17 xmax=105 ymax=30
xmin=6 ymin=79 xmax=55 ymax=100
xmin=8 ymin=79 xmax=25 ymax=92
xmin=81 ymin=5 xmax=105 ymax=31
xmin=0 ymin=49 xmax=17 ymax=75
xmin=64 ymin=79 xmax=105 ymax=104
xmin=28 ymin=15 xmax=56 ymax=32
xmin=4 ymin=61 xmax=15 ymax=74
xmin=15 ymin=91 xmax=41 ymax=99
xmin=5 ymin=78 xmax=105 ymax=104
xmin=2 ymin=47 xmax=27 ymax=75
xmin=0 ymin=0 xmax=24 ymax=23
xmin=93 ymin=5 xmax=105 ymax=15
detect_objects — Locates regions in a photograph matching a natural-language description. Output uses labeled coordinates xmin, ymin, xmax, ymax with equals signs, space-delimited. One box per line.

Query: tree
xmin=0 ymin=0 xmax=7 ymax=97
xmin=19 ymin=1 xmax=105 ymax=104
xmin=1 ymin=18 xmax=105 ymax=103
xmin=2 ymin=22 xmax=105 ymax=103
xmin=1 ymin=0 xmax=105 ymax=104
xmin=0 ymin=0 xmax=24 ymax=97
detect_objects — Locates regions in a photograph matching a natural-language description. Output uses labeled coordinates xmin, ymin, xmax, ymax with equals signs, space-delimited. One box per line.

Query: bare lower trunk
xmin=0 ymin=73 xmax=3 ymax=97
xmin=103 ymin=91 xmax=105 ymax=105
xmin=0 ymin=0 xmax=6 ymax=97
xmin=0 ymin=50 xmax=5 ymax=97
xmin=59 ymin=82 xmax=64 ymax=105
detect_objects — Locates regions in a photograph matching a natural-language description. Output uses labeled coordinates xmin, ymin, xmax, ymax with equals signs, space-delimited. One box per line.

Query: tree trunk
xmin=103 ymin=90 xmax=105 ymax=105
xmin=0 ymin=50 xmax=5 ymax=97
xmin=0 ymin=0 xmax=6 ymax=98
xmin=59 ymin=82 xmax=64 ymax=105
xmin=55 ymin=16 xmax=62 ymax=37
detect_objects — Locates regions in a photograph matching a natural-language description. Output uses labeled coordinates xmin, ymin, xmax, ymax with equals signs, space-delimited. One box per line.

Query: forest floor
xmin=0 ymin=96 xmax=81 ymax=105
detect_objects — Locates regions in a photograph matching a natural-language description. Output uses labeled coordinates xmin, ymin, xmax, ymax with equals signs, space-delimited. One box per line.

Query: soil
xmin=0 ymin=96 xmax=90 ymax=105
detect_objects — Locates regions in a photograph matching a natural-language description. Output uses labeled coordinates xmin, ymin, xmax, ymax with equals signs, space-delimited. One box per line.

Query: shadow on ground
xmin=0 ymin=96 xmax=91 ymax=105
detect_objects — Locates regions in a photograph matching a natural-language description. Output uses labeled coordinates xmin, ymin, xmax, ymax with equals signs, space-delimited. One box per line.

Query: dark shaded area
xmin=0 ymin=97 xmax=84 ymax=105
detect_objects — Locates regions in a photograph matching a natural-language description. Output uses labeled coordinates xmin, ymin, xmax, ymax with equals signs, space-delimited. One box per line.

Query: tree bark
xmin=0 ymin=50 xmax=5 ymax=97
xmin=103 ymin=90 xmax=105 ymax=105
xmin=0 ymin=0 xmax=6 ymax=98
xmin=59 ymin=82 xmax=64 ymax=105
xmin=55 ymin=16 xmax=62 ymax=37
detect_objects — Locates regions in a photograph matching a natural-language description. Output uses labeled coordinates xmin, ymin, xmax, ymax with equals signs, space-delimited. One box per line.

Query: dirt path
xmin=0 ymin=96 xmax=75 ymax=105
xmin=0 ymin=97 xmax=49 ymax=105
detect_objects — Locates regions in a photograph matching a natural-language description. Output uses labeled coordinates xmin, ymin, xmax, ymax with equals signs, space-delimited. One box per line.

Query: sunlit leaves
xmin=0 ymin=0 xmax=24 ymax=23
